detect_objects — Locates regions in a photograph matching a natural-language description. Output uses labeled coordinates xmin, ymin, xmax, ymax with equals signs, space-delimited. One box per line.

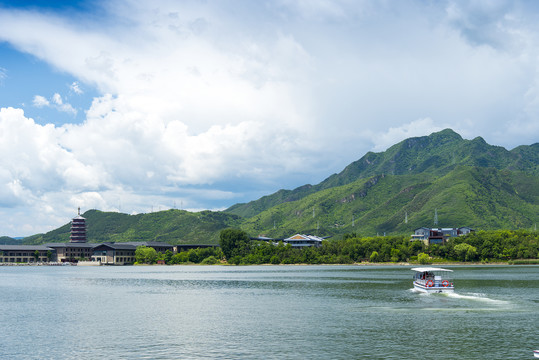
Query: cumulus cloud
xmin=32 ymin=93 xmax=77 ymax=115
xmin=0 ymin=0 xmax=538 ymax=235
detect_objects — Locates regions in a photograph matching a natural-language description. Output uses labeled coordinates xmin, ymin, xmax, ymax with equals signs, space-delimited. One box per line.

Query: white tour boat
xmin=533 ymin=350 xmax=539 ymax=358
xmin=412 ymin=267 xmax=454 ymax=293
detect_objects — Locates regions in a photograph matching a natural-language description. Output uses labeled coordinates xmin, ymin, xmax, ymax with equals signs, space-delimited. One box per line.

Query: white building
xmin=283 ymin=234 xmax=324 ymax=248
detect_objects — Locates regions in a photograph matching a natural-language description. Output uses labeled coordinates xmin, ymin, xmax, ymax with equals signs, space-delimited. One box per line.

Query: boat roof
xmin=411 ymin=267 xmax=453 ymax=272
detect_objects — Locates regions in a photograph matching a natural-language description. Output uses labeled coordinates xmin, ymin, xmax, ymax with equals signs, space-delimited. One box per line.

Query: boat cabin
xmin=412 ymin=267 xmax=454 ymax=293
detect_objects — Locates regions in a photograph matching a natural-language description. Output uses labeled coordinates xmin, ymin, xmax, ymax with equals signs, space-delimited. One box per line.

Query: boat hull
xmin=413 ymin=281 xmax=454 ymax=293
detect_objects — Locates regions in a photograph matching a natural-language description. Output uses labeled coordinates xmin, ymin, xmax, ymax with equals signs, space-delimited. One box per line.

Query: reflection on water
xmin=0 ymin=265 xmax=537 ymax=359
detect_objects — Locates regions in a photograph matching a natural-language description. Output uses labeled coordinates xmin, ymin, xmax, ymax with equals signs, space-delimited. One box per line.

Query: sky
xmin=0 ymin=0 xmax=538 ymax=237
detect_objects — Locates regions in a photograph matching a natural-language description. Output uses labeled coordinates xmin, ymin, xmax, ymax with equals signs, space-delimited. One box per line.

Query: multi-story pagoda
xmin=70 ymin=207 xmax=87 ymax=243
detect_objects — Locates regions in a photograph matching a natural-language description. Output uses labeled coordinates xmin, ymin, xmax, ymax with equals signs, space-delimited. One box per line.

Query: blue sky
xmin=0 ymin=0 xmax=538 ymax=236
xmin=0 ymin=42 xmax=97 ymax=125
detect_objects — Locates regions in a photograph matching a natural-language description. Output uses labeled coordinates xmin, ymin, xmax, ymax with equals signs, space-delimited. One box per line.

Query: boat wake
xmin=409 ymin=288 xmax=512 ymax=307
xmin=446 ymin=292 xmax=510 ymax=306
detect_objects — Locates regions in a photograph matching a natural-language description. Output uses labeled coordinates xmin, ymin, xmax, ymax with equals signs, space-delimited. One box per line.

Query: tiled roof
xmin=93 ymin=243 xmax=137 ymax=250
xmin=45 ymin=243 xmax=97 ymax=249
xmin=123 ymin=241 xmax=173 ymax=247
xmin=0 ymin=245 xmax=54 ymax=251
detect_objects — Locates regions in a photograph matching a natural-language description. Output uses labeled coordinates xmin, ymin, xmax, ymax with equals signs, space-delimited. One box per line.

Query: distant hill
xmin=23 ymin=209 xmax=243 ymax=245
xmin=226 ymin=129 xmax=539 ymax=218
xmin=0 ymin=236 xmax=22 ymax=245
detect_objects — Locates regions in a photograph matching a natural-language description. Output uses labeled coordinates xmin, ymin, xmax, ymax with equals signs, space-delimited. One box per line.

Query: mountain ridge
xmin=238 ymin=166 xmax=538 ymax=239
xmin=20 ymin=129 xmax=538 ymax=245
xmin=226 ymin=129 xmax=538 ymax=218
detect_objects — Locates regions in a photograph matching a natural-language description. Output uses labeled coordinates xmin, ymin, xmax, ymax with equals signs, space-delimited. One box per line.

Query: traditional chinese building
xmin=70 ymin=207 xmax=87 ymax=243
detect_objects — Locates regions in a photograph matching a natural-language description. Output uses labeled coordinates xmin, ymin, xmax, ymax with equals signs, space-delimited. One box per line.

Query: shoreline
xmin=3 ymin=260 xmax=538 ymax=267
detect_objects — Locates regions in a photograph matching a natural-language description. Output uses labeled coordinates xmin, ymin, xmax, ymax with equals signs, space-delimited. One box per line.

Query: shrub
xmin=200 ymin=256 xmax=220 ymax=265
xmin=417 ymin=252 xmax=430 ymax=264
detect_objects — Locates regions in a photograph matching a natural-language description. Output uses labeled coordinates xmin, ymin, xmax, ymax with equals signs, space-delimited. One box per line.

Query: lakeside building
xmin=0 ymin=245 xmax=54 ymax=263
xmin=91 ymin=241 xmax=175 ymax=265
xmin=1 ymin=241 xmax=208 ymax=265
xmin=45 ymin=242 xmax=96 ymax=262
xmin=251 ymin=234 xmax=328 ymax=248
xmin=283 ymin=234 xmax=324 ymax=248
xmin=92 ymin=243 xmax=138 ymax=265
xmin=0 ymin=210 xmax=216 ymax=265
xmin=123 ymin=241 xmax=174 ymax=254
xmin=411 ymin=227 xmax=474 ymax=246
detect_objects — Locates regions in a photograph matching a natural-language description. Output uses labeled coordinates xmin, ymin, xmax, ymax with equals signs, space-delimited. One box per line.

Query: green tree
xmin=46 ymin=250 xmax=52 ymax=262
xmin=164 ymin=250 xmax=173 ymax=264
xmin=465 ymin=245 xmax=478 ymax=261
xmin=369 ymin=251 xmax=380 ymax=263
xmin=417 ymin=252 xmax=430 ymax=264
xmin=171 ymin=252 xmax=189 ymax=264
xmin=219 ymin=228 xmax=250 ymax=260
xmin=454 ymin=243 xmax=477 ymax=262
xmin=390 ymin=248 xmax=401 ymax=262
xmin=33 ymin=250 xmax=40 ymax=262
xmin=135 ymin=246 xmax=158 ymax=264
xmin=135 ymin=246 xmax=147 ymax=263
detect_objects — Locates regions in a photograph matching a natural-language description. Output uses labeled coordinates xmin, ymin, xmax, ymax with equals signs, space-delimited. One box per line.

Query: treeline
xmin=135 ymin=245 xmax=224 ymax=265
xmin=134 ymin=229 xmax=539 ymax=265
xmin=215 ymin=229 xmax=539 ymax=265
xmin=442 ymin=229 xmax=539 ymax=261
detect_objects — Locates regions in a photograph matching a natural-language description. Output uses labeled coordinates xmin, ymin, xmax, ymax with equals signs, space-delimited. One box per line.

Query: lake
xmin=0 ymin=265 xmax=537 ymax=359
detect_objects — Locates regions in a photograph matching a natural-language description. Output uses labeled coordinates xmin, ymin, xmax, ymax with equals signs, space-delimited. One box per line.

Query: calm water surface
xmin=0 ymin=265 xmax=537 ymax=359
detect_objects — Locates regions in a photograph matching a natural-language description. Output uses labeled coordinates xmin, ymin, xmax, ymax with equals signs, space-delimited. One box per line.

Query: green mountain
xmin=226 ymin=129 xmax=539 ymax=218
xmin=239 ymin=166 xmax=538 ymax=238
xmin=24 ymin=209 xmax=242 ymax=245
xmin=22 ymin=129 xmax=538 ymax=245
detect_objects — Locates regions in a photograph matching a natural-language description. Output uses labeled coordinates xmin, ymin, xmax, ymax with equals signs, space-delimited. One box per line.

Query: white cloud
xmin=371 ymin=118 xmax=448 ymax=152
xmin=52 ymin=93 xmax=63 ymax=105
xmin=33 ymin=95 xmax=50 ymax=107
xmin=32 ymin=93 xmax=77 ymax=115
xmin=0 ymin=1 xmax=538 ymax=235
xmin=70 ymin=81 xmax=83 ymax=94
xmin=52 ymin=93 xmax=77 ymax=115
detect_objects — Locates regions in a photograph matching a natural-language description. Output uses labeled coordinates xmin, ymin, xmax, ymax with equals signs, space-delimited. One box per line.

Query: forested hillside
xmin=0 ymin=236 xmax=21 ymax=245
xmin=24 ymin=209 xmax=242 ymax=245
xmin=227 ymin=129 xmax=538 ymax=218
xmin=22 ymin=129 xmax=538 ymax=245
xmin=239 ymin=166 xmax=538 ymax=238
